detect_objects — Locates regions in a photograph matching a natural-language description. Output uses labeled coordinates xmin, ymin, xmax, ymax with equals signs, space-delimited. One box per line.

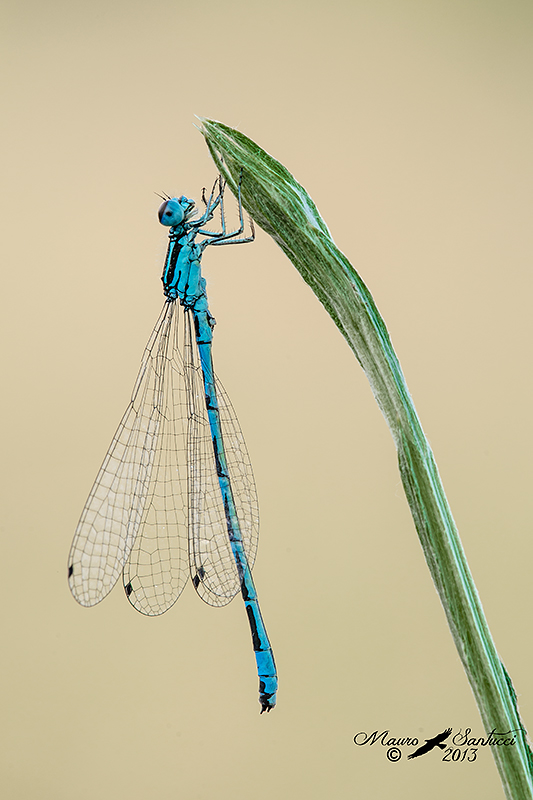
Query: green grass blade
xmin=199 ymin=117 xmax=533 ymax=800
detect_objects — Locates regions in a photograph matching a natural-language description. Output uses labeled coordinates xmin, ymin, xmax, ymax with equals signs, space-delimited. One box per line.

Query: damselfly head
xmin=158 ymin=195 xmax=196 ymax=227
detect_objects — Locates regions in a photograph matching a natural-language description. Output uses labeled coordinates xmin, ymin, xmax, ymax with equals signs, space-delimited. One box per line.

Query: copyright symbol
xmin=387 ymin=747 xmax=402 ymax=762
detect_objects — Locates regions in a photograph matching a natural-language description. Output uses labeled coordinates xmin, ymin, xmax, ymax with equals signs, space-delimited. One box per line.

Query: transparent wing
xmin=68 ymin=302 xmax=189 ymax=610
xmin=122 ymin=301 xmax=190 ymax=615
xmin=185 ymin=311 xmax=259 ymax=607
xmin=68 ymin=300 xmax=259 ymax=614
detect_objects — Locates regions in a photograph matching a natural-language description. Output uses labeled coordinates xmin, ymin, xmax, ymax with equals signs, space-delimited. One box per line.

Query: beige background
xmin=2 ymin=1 xmax=532 ymax=797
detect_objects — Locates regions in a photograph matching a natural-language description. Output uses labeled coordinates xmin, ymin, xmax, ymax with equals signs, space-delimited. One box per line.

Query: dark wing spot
xmin=125 ymin=582 xmax=133 ymax=597
xmin=193 ymin=567 xmax=206 ymax=588
xmin=68 ymin=564 xmax=73 ymax=578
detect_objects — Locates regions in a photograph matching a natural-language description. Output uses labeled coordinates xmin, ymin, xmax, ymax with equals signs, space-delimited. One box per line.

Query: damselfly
xmin=68 ymin=176 xmax=277 ymax=712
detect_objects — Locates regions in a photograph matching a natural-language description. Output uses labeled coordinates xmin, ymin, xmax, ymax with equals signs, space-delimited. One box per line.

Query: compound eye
xmin=158 ymin=198 xmax=185 ymax=227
